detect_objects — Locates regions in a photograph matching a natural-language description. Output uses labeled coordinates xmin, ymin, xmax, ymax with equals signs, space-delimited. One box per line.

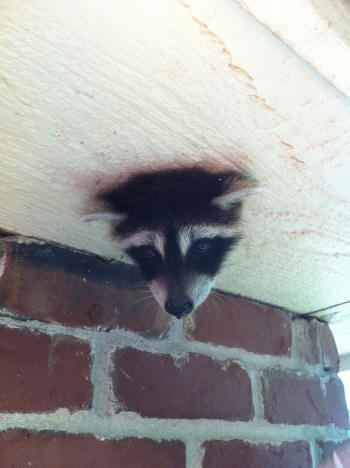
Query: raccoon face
xmin=122 ymin=226 xmax=238 ymax=318
xmin=82 ymin=168 xmax=260 ymax=318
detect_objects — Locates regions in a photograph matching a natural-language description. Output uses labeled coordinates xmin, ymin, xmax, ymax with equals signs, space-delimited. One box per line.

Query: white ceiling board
xmin=329 ymin=303 xmax=350 ymax=358
xmin=340 ymin=354 xmax=350 ymax=372
xmin=311 ymin=0 xmax=350 ymax=47
xmin=0 ymin=0 xmax=350 ymax=346
xmin=235 ymin=0 xmax=350 ymax=100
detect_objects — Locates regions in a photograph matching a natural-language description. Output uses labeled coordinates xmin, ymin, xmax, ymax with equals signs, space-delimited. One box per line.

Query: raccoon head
xmin=82 ymin=168 xmax=260 ymax=318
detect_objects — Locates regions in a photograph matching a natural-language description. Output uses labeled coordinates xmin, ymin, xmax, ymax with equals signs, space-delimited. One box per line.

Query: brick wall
xmin=0 ymin=238 xmax=348 ymax=467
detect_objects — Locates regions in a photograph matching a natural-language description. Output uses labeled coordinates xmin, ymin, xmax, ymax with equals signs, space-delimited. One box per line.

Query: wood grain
xmin=0 ymin=0 xmax=349 ymax=352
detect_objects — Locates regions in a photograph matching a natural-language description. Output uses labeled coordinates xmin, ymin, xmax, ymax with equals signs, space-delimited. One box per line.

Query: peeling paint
xmin=289 ymin=155 xmax=305 ymax=165
xmin=187 ymin=8 xmax=261 ymax=92
xmin=281 ymin=141 xmax=295 ymax=149
xmin=249 ymin=94 xmax=277 ymax=112
xmin=74 ymin=90 xmax=94 ymax=99
xmin=228 ymin=63 xmax=254 ymax=82
xmin=0 ymin=74 xmax=12 ymax=88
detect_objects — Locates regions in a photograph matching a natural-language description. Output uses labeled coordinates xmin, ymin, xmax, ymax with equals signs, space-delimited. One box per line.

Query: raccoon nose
xmin=165 ymin=297 xmax=193 ymax=319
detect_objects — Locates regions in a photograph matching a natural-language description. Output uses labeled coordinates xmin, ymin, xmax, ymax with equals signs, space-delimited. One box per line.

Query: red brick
xmin=317 ymin=440 xmax=341 ymax=459
xmin=202 ymin=440 xmax=312 ymax=468
xmin=113 ymin=347 xmax=253 ymax=420
xmin=262 ymin=370 xmax=349 ymax=428
xmin=294 ymin=318 xmax=320 ymax=365
xmin=317 ymin=439 xmax=350 ymax=468
xmin=0 ymin=326 xmax=92 ymax=412
xmin=325 ymin=378 xmax=349 ymax=429
xmin=0 ymin=240 xmax=170 ymax=336
xmin=184 ymin=294 xmax=292 ymax=356
xmin=320 ymin=323 xmax=339 ymax=372
xmin=0 ymin=430 xmax=185 ymax=468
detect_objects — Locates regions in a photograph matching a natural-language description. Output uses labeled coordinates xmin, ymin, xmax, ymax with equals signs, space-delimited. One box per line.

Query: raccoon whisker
xmin=142 ymin=299 xmax=160 ymax=316
xmin=127 ymin=284 xmax=149 ymax=291
xmin=127 ymin=288 xmax=150 ymax=295
xmin=139 ymin=295 xmax=165 ymax=317
xmin=210 ymin=293 xmax=221 ymax=306
xmin=207 ymin=292 xmax=217 ymax=306
xmin=126 ymin=299 xmax=154 ymax=317
xmin=217 ymin=291 xmax=237 ymax=309
xmin=211 ymin=290 xmax=224 ymax=299
xmin=204 ymin=296 xmax=222 ymax=321
xmin=205 ymin=295 xmax=215 ymax=309
xmin=204 ymin=295 xmax=216 ymax=313
xmin=208 ymin=293 xmax=228 ymax=319
xmin=126 ymin=296 xmax=156 ymax=318
xmin=210 ymin=291 xmax=229 ymax=309
xmin=127 ymin=287 xmax=151 ymax=296
xmin=205 ymin=297 xmax=216 ymax=313
xmin=126 ymin=294 xmax=154 ymax=312
xmin=199 ymin=300 xmax=210 ymax=316
xmin=212 ymin=290 xmax=230 ymax=303
xmin=128 ymin=293 xmax=154 ymax=304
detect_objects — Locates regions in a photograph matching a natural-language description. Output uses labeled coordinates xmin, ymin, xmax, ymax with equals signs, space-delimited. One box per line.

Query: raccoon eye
xmin=192 ymin=239 xmax=211 ymax=255
xmin=138 ymin=246 xmax=159 ymax=260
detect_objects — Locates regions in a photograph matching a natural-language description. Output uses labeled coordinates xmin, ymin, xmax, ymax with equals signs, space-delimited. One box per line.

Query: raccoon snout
xmin=165 ymin=296 xmax=193 ymax=319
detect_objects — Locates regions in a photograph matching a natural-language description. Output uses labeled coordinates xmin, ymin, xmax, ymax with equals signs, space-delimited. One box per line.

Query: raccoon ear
xmin=80 ymin=212 xmax=127 ymax=225
xmin=212 ymin=175 xmax=261 ymax=210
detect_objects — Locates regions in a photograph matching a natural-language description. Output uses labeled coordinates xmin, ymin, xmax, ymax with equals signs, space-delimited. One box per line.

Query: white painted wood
xmin=339 ymin=354 xmax=350 ymax=372
xmin=329 ymin=302 xmax=350 ymax=357
xmin=0 ymin=0 xmax=349 ymax=351
xmin=235 ymin=0 xmax=350 ymax=99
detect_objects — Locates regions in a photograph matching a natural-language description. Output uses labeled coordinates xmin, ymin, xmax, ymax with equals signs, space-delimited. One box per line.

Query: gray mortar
xmin=0 ymin=311 xmax=347 ymax=468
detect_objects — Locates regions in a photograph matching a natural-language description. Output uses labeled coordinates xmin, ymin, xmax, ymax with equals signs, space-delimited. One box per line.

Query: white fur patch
xmin=178 ymin=225 xmax=237 ymax=256
xmin=150 ymin=275 xmax=214 ymax=311
xmin=149 ymin=279 xmax=167 ymax=308
xmin=81 ymin=212 xmax=126 ymax=224
xmin=212 ymin=186 xmax=261 ymax=209
xmin=187 ymin=274 xmax=215 ymax=309
xmin=119 ymin=231 xmax=165 ymax=258
xmin=178 ymin=227 xmax=192 ymax=257
xmin=0 ymin=249 xmax=7 ymax=278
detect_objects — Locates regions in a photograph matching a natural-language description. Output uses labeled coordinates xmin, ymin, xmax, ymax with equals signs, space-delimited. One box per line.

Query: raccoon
xmin=82 ymin=167 xmax=259 ymax=318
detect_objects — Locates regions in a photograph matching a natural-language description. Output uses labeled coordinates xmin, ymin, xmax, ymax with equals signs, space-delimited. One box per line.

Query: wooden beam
xmin=235 ymin=0 xmax=350 ymax=100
